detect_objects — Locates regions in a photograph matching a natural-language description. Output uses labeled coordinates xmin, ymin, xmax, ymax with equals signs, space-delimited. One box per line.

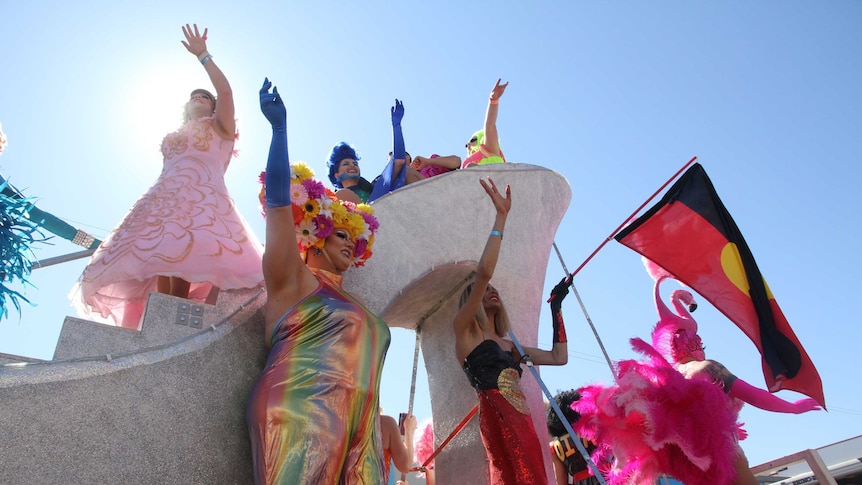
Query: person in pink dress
xmin=71 ymin=24 xmax=263 ymax=329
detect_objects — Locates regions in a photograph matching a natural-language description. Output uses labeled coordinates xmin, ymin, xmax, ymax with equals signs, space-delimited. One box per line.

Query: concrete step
xmin=53 ymin=287 xmax=263 ymax=360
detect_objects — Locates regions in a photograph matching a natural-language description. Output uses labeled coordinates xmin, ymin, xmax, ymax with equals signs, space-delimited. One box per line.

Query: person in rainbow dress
xmin=247 ymin=78 xmax=389 ymax=484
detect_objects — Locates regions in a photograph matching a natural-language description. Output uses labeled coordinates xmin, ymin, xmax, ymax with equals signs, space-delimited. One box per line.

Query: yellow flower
xmin=330 ymin=201 xmax=348 ymax=225
xmin=290 ymin=162 xmax=314 ymax=181
xmin=346 ymin=213 xmax=366 ymax=240
xmin=356 ymin=203 xmax=374 ymax=216
xmin=302 ymin=199 xmax=320 ymax=221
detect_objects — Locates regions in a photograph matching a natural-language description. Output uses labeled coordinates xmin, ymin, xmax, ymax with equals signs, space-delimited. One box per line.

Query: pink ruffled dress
xmin=71 ymin=117 xmax=263 ymax=329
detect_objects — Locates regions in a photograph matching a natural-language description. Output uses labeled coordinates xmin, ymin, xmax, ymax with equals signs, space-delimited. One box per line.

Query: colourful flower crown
xmin=258 ymin=162 xmax=378 ymax=267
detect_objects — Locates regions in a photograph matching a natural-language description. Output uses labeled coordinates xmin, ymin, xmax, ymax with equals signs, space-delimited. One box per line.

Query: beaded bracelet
xmin=491 ymin=230 xmax=503 ymax=239
xmin=197 ymin=50 xmax=213 ymax=65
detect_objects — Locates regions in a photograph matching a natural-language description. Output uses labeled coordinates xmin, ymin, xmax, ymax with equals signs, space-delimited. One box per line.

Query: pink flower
xmin=312 ymin=214 xmax=334 ymax=239
xmin=353 ymin=238 xmax=367 ymax=261
xmin=303 ymin=178 xmax=325 ymax=199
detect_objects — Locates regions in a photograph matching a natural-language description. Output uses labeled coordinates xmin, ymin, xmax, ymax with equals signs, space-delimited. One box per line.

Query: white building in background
xmin=753 ymin=435 xmax=862 ymax=485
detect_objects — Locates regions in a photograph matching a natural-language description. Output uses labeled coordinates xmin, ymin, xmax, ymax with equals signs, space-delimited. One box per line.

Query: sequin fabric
xmin=464 ymin=340 xmax=549 ymax=484
xmin=247 ymin=268 xmax=391 ymax=484
xmin=478 ymin=391 xmax=549 ymax=485
xmin=497 ymin=368 xmax=529 ymax=414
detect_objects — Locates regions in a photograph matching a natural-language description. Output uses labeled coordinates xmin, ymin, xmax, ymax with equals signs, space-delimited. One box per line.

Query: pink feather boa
xmin=413 ymin=419 xmax=435 ymax=477
xmin=573 ymin=338 xmax=741 ymax=485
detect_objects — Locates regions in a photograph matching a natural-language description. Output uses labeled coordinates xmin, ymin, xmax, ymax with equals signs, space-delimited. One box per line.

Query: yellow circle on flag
xmin=720 ymin=242 xmax=774 ymax=299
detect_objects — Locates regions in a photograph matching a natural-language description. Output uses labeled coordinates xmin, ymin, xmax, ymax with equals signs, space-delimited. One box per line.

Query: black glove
xmin=549 ymin=276 xmax=571 ymax=344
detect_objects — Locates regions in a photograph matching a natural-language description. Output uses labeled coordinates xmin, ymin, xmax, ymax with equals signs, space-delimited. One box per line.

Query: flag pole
xmin=508 ymin=331 xmax=608 ymax=485
xmin=568 ymin=156 xmax=697 ymax=278
xmin=401 ymin=326 xmax=421 ymax=483
xmin=553 ymin=242 xmax=616 ymax=377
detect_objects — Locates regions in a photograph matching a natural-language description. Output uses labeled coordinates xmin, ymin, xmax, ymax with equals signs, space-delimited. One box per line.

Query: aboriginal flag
xmin=614 ymin=163 xmax=825 ymax=407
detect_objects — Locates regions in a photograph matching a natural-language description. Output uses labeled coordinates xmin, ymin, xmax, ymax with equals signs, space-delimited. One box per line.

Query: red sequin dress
xmin=463 ymin=339 xmax=549 ymax=485
xmin=71 ymin=117 xmax=263 ymax=329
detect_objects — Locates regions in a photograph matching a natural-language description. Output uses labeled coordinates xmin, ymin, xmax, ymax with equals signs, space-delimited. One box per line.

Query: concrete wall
xmin=0 ymin=288 xmax=267 ymax=484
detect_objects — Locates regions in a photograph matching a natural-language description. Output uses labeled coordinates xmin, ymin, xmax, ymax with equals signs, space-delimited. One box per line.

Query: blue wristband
xmin=491 ymin=230 xmax=503 ymax=239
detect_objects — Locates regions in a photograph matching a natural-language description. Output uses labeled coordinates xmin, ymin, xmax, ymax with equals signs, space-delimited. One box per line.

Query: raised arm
xmin=413 ymin=154 xmax=462 ymax=171
xmin=181 ymin=24 xmax=235 ymax=140
xmin=482 ymin=79 xmax=508 ymax=156
xmin=452 ymin=178 xmax=511 ymax=344
xmin=387 ymin=413 xmax=417 ymax=474
xmin=520 ymin=276 xmax=570 ymax=366
xmin=259 ymin=79 xmax=316 ymax=326
xmin=728 ymin=377 xmax=823 ymax=414
xmin=368 ymin=100 xmax=419 ymax=202
xmin=391 ymin=99 xmax=406 ymax=163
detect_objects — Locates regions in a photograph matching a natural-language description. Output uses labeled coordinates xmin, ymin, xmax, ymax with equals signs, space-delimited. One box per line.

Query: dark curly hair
xmin=547 ymin=389 xmax=582 ymax=437
xmin=327 ymin=142 xmax=360 ymax=188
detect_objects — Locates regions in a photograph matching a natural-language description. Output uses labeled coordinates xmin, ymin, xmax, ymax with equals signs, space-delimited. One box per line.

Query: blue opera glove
xmin=260 ymin=78 xmax=290 ymax=208
xmin=391 ymin=99 xmax=405 ymax=161
xmin=260 ymin=77 xmax=286 ymax=132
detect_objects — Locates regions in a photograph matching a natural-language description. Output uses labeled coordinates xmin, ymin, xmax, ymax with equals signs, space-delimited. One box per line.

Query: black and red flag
xmin=614 ymin=163 xmax=825 ymax=407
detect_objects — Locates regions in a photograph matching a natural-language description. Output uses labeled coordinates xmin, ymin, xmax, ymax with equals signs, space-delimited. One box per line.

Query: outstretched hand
xmin=792 ymin=398 xmax=823 ymax=414
xmin=181 ymin=23 xmax=208 ymax=57
xmin=260 ymin=78 xmax=286 ymax=130
xmin=490 ymin=78 xmax=509 ymax=101
xmin=479 ymin=176 xmax=511 ymax=216
xmin=391 ymin=99 xmax=405 ymax=126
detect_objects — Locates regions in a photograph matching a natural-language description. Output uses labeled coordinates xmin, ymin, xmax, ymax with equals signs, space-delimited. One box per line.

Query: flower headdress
xmin=258 ymin=162 xmax=378 ymax=267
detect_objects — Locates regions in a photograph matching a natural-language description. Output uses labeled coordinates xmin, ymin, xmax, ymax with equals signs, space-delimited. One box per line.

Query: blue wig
xmin=327 ymin=142 xmax=361 ymax=188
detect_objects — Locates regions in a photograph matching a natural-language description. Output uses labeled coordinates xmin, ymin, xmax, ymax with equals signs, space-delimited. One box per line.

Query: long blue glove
xmin=368 ymin=99 xmax=407 ymax=202
xmin=260 ymin=78 xmax=290 ymax=208
xmin=391 ymin=99 xmax=405 ymax=161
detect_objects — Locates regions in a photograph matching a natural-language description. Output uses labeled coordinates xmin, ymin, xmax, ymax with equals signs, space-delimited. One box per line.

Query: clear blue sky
xmin=1 ymin=0 xmax=860 ymax=470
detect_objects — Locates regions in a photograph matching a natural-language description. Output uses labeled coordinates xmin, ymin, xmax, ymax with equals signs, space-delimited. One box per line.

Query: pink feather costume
xmin=572 ymin=272 xmax=742 ymax=485
xmin=413 ymin=419 xmax=435 ymax=477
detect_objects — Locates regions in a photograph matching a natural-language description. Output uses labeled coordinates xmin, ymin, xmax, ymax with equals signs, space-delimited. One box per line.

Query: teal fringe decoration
xmin=0 ymin=180 xmax=47 ymax=319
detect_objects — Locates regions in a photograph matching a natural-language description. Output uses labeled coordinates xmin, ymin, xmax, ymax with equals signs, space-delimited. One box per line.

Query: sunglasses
xmin=465 ymin=137 xmax=478 ymax=148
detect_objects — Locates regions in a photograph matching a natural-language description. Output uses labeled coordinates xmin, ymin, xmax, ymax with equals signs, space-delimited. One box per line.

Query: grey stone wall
xmin=0 ymin=288 xmax=267 ymax=484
